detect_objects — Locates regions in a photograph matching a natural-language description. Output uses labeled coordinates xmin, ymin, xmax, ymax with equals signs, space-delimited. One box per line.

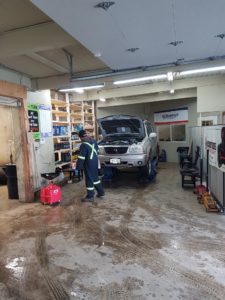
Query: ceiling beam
xmin=81 ymin=74 xmax=225 ymax=101
xmin=97 ymin=89 xmax=196 ymax=108
xmin=0 ymin=22 xmax=76 ymax=59
xmin=26 ymin=52 xmax=69 ymax=73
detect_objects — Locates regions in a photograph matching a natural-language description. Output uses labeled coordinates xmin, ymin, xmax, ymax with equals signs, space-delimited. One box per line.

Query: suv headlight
xmin=98 ymin=146 xmax=104 ymax=155
xmin=129 ymin=145 xmax=143 ymax=154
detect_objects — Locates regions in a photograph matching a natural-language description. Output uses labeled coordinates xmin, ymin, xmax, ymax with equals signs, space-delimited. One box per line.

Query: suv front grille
xmin=104 ymin=147 xmax=128 ymax=154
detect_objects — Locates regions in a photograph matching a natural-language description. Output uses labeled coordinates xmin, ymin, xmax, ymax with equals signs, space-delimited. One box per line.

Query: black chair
xmin=177 ymin=146 xmax=190 ymax=167
xmin=180 ymin=146 xmax=201 ymax=188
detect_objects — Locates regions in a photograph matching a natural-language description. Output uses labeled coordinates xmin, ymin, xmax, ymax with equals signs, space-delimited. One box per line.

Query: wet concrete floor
xmin=0 ymin=163 xmax=225 ymax=299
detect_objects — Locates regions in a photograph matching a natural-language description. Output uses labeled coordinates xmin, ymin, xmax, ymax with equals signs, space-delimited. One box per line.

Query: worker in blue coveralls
xmin=76 ymin=129 xmax=105 ymax=202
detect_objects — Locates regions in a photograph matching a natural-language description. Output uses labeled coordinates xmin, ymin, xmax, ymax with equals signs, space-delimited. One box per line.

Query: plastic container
xmin=40 ymin=182 xmax=61 ymax=205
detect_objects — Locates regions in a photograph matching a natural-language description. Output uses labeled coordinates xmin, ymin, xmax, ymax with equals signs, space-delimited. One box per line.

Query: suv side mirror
xmin=149 ymin=132 xmax=157 ymax=138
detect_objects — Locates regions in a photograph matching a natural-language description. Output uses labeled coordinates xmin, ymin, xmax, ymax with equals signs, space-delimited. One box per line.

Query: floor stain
xmin=0 ymin=163 xmax=225 ymax=299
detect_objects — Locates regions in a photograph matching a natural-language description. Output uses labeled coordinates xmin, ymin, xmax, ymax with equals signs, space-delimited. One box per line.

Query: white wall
xmin=197 ymin=84 xmax=225 ymax=113
xmin=98 ymin=102 xmax=146 ymax=119
xmin=197 ymin=112 xmax=223 ymax=126
xmin=97 ymin=98 xmax=197 ymax=162
xmin=27 ymin=90 xmax=55 ymax=190
xmin=149 ymin=99 xmax=197 ymax=162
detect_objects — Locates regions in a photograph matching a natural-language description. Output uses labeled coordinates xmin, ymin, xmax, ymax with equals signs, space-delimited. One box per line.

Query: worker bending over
xmin=76 ymin=130 xmax=105 ymax=202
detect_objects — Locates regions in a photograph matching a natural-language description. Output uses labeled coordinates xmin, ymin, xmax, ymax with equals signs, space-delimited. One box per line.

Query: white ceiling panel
xmin=31 ymin=0 xmax=225 ymax=70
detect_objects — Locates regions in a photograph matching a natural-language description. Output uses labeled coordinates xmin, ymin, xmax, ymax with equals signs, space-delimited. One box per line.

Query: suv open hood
xmin=97 ymin=115 xmax=145 ymax=138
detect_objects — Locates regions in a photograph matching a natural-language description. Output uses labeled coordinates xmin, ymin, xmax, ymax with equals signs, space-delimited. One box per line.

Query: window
xmin=171 ymin=124 xmax=186 ymax=141
xmin=158 ymin=125 xmax=170 ymax=141
xmin=158 ymin=124 xmax=186 ymax=142
xmin=202 ymin=120 xmax=213 ymax=126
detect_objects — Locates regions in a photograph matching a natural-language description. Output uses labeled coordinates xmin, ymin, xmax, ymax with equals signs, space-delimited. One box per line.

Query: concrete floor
xmin=0 ymin=163 xmax=225 ymax=299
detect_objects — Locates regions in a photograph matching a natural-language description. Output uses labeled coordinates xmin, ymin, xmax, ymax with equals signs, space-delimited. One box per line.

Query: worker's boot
xmin=96 ymin=193 xmax=105 ymax=199
xmin=81 ymin=196 xmax=94 ymax=203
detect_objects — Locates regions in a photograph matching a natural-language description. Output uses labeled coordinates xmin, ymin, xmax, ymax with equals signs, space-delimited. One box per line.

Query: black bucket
xmin=4 ymin=164 xmax=19 ymax=199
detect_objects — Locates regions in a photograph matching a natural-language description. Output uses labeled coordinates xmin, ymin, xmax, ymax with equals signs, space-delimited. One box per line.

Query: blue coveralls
xmin=76 ymin=138 xmax=104 ymax=199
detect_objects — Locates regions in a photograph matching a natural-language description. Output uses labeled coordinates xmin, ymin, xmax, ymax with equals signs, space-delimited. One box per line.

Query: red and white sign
xmin=154 ymin=108 xmax=188 ymax=125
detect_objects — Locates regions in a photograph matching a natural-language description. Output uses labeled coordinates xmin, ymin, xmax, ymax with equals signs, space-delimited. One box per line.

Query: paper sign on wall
xmin=205 ymin=125 xmax=225 ymax=172
xmin=154 ymin=107 xmax=188 ymax=125
xmin=38 ymin=104 xmax=52 ymax=137
xmin=27 ymin=104 xmax=40 ymax=140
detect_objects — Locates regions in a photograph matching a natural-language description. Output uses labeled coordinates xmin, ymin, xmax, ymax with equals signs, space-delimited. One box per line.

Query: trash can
xmin=4 ymin=164 xmax=19 ymax=199
xmin=0 ymin=167 xmax=7 ymax=185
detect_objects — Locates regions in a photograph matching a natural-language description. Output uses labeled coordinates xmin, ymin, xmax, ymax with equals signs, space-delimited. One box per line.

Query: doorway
xmin=0 ymin=99 xmax=20 ymax=207
xmin=0 ymin=81 xmax=33 ymax=203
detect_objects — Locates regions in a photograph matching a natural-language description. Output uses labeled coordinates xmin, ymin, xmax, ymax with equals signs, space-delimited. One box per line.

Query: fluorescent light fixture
xmin=59 ymin=84 xmax=104 ymax=93
xmin=94 ymin=52 xmax=102 ymax=57
xmin=74 ymin=88 xmax=84 ymax=94
xmin=83 ymin=84 xmax=104 ymax=90
xmin=99 ymin=97 xmax=106 ymax=102
xmin=113 ymin=74 xmax=167 ymax=85
xmin=170 ymin=89 xmax=175 ymax=94
xmin=167 ymin=72 xmax=173 ymax=81
xmin=179 ymin=65 xmax=225 ymax=76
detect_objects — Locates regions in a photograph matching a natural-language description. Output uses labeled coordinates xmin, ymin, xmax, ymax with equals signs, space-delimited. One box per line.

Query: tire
xmin=139 ymin=159 xmax=152 ymax=179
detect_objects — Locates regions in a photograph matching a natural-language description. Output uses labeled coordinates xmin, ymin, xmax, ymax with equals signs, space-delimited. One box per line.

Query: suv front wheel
xmin=139 ymin=159 xmax=152 ymax=179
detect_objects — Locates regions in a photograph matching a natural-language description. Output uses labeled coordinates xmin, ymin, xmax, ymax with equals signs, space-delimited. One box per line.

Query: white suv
xmin=98 ymin=115 xmax=158 ymax=177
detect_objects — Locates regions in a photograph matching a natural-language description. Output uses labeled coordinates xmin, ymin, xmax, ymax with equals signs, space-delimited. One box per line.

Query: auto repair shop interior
xmin=1 ymin=1 xmax=225 ymax=299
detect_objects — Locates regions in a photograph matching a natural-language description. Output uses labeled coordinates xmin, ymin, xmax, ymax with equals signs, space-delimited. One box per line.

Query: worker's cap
xmin=78 ymin=129 xmax=87 ymax=138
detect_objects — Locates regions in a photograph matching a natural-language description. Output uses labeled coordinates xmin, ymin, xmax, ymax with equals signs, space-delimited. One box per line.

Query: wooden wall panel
xmin=0 ymin=106 xmax=15 ymax=165
xmin=0 ymin=80 xmax=33 ymax=202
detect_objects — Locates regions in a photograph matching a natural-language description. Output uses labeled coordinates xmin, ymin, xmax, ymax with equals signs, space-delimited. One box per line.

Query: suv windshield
xmin=101 ymin=119 xmax=142 ymax=135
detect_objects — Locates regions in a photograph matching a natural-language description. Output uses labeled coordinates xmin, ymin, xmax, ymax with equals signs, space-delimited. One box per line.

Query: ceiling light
xmin=170 ymin=89 xmax=175 ymax=94
xmin=94 ymin=52 xmax=102 ymax=57
xmin=59 ymin=84 xmax=104 ymax=93
xmin=167 ymin=72 xmax=173 ymax=81
xmin=179 ymin=65 xmax=225 ymax=76
xmin=113 ymin=74 xmax=167 ymax=85
xmin=74 ymin=88 xmax=84 ymax=94
xmin=99 ymin=98 xmax=106 ymax=102
xmin=82 ymin=84 xmax=104 ymax=90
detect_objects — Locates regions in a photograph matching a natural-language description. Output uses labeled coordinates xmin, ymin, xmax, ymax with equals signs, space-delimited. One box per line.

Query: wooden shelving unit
xmin=51 ymin=90 xmax=97 ymax=169
xmin=51 ymin=91 xmax=71 ymax=169
xmin=82 ymin=101 xmax=96 ymax=138
xmin=69 ymin=100 xmax=96 ymax=136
